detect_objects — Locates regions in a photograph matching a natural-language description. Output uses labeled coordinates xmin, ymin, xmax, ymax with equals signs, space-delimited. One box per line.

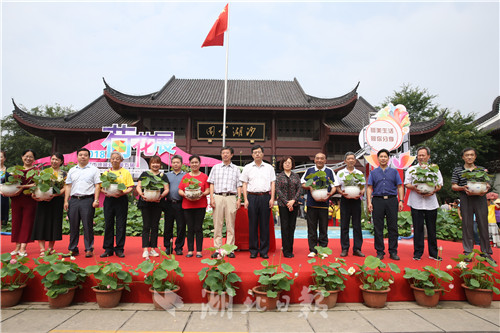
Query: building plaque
xmin=197 ymin=122 xmax=265 ymax=141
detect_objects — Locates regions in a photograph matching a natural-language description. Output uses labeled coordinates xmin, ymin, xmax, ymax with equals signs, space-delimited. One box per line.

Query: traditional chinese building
xmin=12 ymin=76 xmax=444 ymax=165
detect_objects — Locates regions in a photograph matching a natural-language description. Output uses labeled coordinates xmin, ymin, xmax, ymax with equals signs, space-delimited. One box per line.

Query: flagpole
xmin=222 ymin=3 xmax=230 ymax=147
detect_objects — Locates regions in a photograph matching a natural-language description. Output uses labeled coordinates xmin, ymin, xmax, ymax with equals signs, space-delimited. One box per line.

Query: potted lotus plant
xmin=33 ymin=253 xmax=87 ymax=308
xmin=461 ymin=168 xmax=492 ymax=194
xmin=308 ymin=246 xmax=352 ymax=308
xmin=0 ymin=165 xmax=30 ymax=196
xmin=85 ymin=261 xmax=138 ymax=308
xmin=408 ymin=163 xmax=440 ymax=194
xmin=452 ymin=249 xmax=500 ymax=307
xmin=139 ymin=172 xmax=168 ymax=201
xmin=354 ymin=255 xmax=400 ymax=308
xmin=1 ymin=253 xmax=35 ymax=308
xmin=182 ymin=177 xmax=202 ymax=199
xmin=337 ymin=171 xmax=365 ymax=198
xmin=198 ymin=244 xmax=241 ymax=310
xmin=100 ymin=172 xmax=127 ymax=195
xmin=304 ymin=170 xmax=334 ymax=201
xmin=31 ymin=167 xmax=58 ymax=200
xmin=251 ymin=256 xmax=298 ymax=311
xmin=138 ymin=250 xmax=183 ymax=310
xmin=403 ymin=248 xmax=453 ymax=307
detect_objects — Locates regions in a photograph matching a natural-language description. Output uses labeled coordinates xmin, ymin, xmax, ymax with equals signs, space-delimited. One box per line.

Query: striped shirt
xmin=451 ymin=165 xmax=486 ymax=187
xmin=207 ymin=162 xmax=242 ymax=194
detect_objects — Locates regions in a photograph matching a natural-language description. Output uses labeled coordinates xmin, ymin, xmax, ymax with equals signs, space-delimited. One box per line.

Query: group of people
xmin=0 ymin=144 xmax=496 ymax=264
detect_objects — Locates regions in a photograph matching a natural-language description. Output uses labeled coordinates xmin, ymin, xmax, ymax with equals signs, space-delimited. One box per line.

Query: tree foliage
xmin=0 ymin=104 xmax=74 ymax=166
xmin=377 ymin=83 xmax=444 ymax=122
xmin=380 ymin=84 xmax=496 ymax=201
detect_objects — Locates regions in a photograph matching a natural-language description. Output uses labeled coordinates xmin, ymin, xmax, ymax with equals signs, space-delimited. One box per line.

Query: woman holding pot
xmin=178 ymin=155 xmax=209 ymax=258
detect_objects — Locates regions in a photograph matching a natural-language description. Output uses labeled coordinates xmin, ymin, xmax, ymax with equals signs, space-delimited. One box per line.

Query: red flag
xmin=201 ymin=4 xmax=228 ymax=48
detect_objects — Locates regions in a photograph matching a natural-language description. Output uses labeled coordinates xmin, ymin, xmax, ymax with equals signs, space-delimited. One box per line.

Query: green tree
xmin=1 ymin=104 xmax=74 ymax=166
xmin=379 ymin=85 xmax=496 ymax=201
xmin=378 ymin=83 xmax=443 ymax=122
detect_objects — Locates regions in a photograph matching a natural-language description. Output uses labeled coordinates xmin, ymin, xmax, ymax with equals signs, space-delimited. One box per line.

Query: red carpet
xmin=2 ymin=234 xmax=499 ymax=304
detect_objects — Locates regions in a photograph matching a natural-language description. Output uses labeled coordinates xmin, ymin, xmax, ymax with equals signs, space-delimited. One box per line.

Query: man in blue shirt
xmin=366 ymin=149 xmax=404 ymax=260
xmin=163 ymin=155 xmax=186 ymax=255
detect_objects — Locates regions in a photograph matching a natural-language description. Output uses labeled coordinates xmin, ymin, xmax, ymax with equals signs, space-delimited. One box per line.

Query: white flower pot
xmin=344 ymin=186 xmax=361 ymax=198
xmin=0 ymin=184 xmax=21 ymax=196
xmin=467 ymin=181 xmax=487 ymax=194
xmin=34 ymin=187 xmax=53 ymax=200
xmin=106 ymin=184 xmax=119 ymax=195
xmin=415 ymin=183 xmax=435 ymax=194
xmin=144 ymin=189 xmax=161 ymax=201
xmin=311 ymin=188 xmax=329 ymax=201
xmin=185 ymin=188 xmax=202 ymax=200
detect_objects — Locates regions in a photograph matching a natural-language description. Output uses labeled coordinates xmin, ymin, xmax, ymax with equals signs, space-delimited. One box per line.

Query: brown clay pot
xmin=312 ymin=289 xmax=341 ymax=309
xmin=252 ymin=286 xmax=282 ymax=311
xmin=48 ymin=287 xmax=77 ymax=309
xmin=359 ymin=285 xmax=390 ymax=308
xmin=203 ymin=288 xmax=229 ymax=310
xmin=1 ymin=284 xmax=27 ymax=308
xmin=150 ymin=287 xmax=181 ymax=310
xmin=93 ymin=287 xmax=124 ymax=308
xmin=461 ymin=283 xmax=493 ymax=307
xmin=410 ymin=284 xmax=442 ymax=307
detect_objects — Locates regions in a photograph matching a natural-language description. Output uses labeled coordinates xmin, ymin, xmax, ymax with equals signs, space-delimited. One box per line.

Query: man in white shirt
xmin=208 ymin=146 xmax=242 ymax=258
xmin=404 ymin=146 xmax=443 ymax=261
xmin=64 ymin=148 xmax=101 ymax=258
xmin=240 ymin=145 xmax=276 ymax=259
xmin=336 ymin=152 xmax=365 ymax=258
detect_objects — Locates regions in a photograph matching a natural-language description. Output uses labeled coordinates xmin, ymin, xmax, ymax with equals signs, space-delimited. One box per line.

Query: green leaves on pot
xmin=100 ymin=172 xmax=127 ymax=191
xmin=85 ymin=261 xmax=137 ymax=291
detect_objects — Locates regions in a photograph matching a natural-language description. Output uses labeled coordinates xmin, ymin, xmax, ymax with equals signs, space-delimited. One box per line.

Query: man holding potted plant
xmin=301 ymin=153 xmax=337 ymax=258
xmin=240 ymin=145 xmax=275 ymax=259
xmin=63 ymin=148 xmax=101 ymax=258
xmin=404 ymin=146 xmax=443 ymax=261
xmin=366 ymin=149 xmax=404 ymax=261
xmin=451 ymin=147 xmax=494 ymax=263
xmin=208 ymin=146 xmax=242 ymax=258
xmin=336 ymin=152 xmax=365 ymax=258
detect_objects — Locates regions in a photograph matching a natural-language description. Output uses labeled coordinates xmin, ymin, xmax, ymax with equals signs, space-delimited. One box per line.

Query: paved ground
xmin=1 ymin=301 xmax=499 ymax=333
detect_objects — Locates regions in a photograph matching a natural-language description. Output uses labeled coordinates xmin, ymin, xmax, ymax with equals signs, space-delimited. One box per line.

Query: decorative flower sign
xmin=359 ymin=103 xmax=415 ymax=169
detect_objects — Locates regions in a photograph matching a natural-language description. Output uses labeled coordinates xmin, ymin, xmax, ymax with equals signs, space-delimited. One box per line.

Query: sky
xmin=2 ymin=1 xmax=499 ymax=122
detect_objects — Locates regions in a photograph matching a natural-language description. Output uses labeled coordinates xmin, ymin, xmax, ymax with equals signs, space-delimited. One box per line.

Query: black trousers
xmin=184 ymin=208 xmax=205 ymax=252
xmin=68 ymin=196 xmax=95 ymax=252
xmin=459 ymin=192 xmax=492 ymax=255
xmin=248 ymin=193 xmax=271 ymax=256
xmin=340 ymin=197 xmax=363 ymax=252
xmin=163 ymin=201 xmax=186 ymax=252
xmin=411 ymin=208 xmax=438 ymax=258
xmin=372 ymin=197 xmax=398 ymax=256
xmin=278 ymin=206 xmax=298 ymax=256
xmin=306 ymin=207 xmax=329 ymax=253
xmin=141 ymin=203 xmax=162 ymax=248
xmin=103 ymin=196 xmax=128 ymax=253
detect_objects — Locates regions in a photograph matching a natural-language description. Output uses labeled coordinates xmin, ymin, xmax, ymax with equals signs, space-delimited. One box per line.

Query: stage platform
xmin=2 ymin=234 xmax=499 ymax=304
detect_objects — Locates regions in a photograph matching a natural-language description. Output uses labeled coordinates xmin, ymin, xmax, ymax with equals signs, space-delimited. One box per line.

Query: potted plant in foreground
xmin=0 ymin=165 xmax=29 ymax=196
xmin=251 ymin=256 xmax=298 ymax=311
xmin=304 ymin=170 xmax=334 ymax=201
xmin=452 ymin=249 xmax=499 ymax=307
xmin=409 ymin=163 xmax=440 ymax=194
xmin=100 ymin=172 xmax=127 ymax=195
xmin=138 ymin=250 xmax=183 ymax=310
xmin=403 ymin=248 xmax=453 ymax=307
xmin=308 ymin=246 xmax=352 ymax=308
xmin=461 ymin=168 xmax=492 ymax=194
xmin=85 ymin=261 xmax=137 ymax=308
xmin=337 ymin=171 xmax=365 ymax=198
xmin=34 ymin=253 xmax=87 ymax=308
xmin=198 ymin=244 xmax=241 ymax=310
xmin=182 ymin=177 xmax=202 ymax=199
xmin=139 ymin=172 xmax=167 ymax=201
xmin=0 ymin=253 xmax=35 ymax=308
xmin=354 ymin=256 xmax=400 ymax=308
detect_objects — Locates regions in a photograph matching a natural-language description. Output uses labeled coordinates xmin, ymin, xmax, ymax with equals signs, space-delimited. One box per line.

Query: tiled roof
xmin=104 ymin=76 xmax=358 ymax=110
xmin=12 ymin=95 xmax=136 ymax=130
xmin=475 ymin=96 xmax=500 ymax=133
xmin=325 ymin=97 xmax=445 ymax=136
